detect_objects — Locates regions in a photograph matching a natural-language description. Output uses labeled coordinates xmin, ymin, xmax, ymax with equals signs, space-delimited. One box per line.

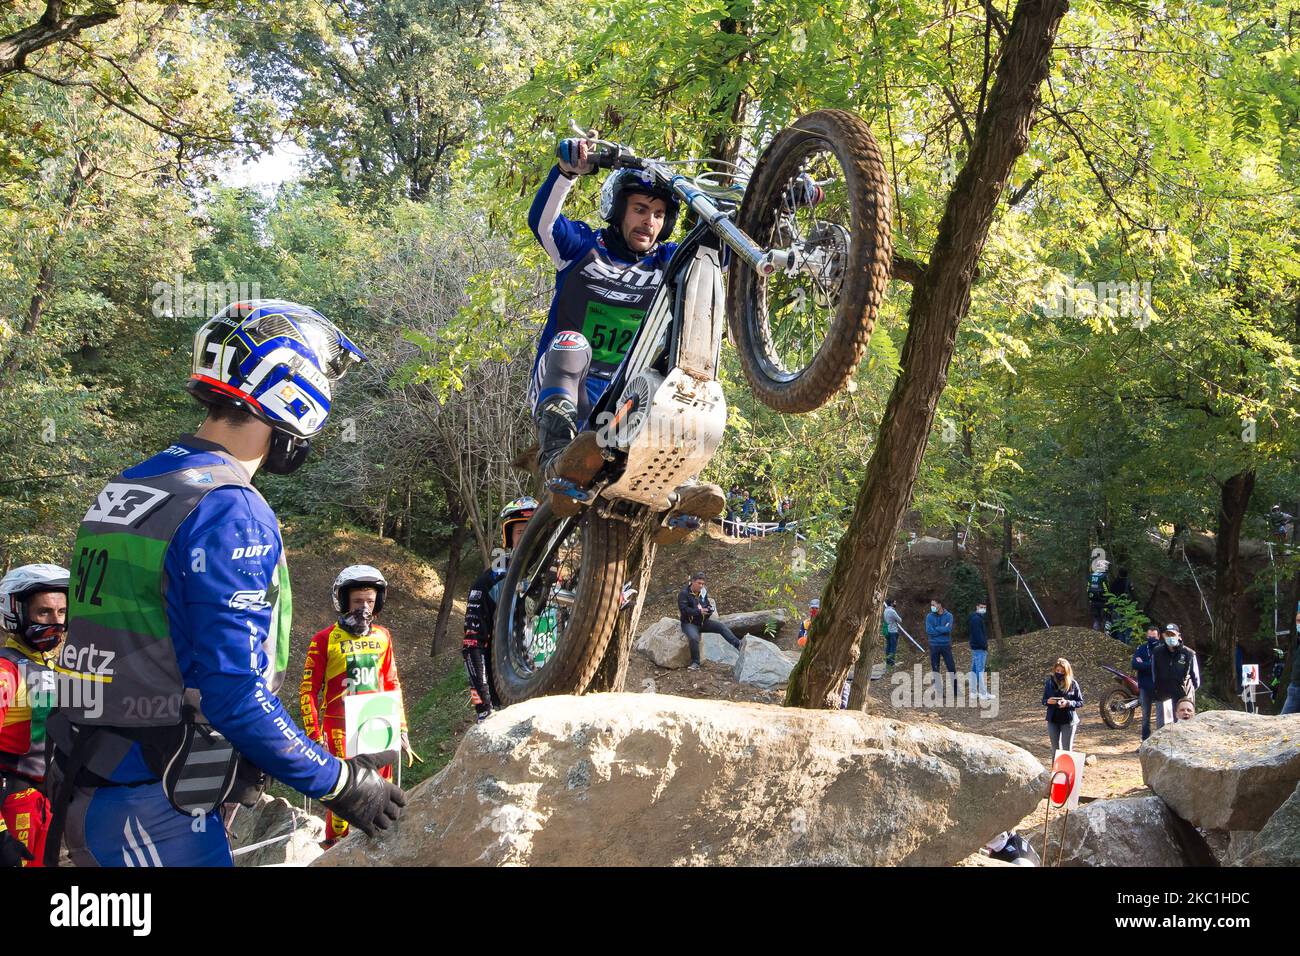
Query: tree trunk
xmin=430 ymin=492 xmax=469 ymax=657
xmin=1210 ymin=470 xmax=1255 ymax=699
xmin=786 ymin=0 xmax=1071 ymax=708
xmin=978 ymin=527 xmax=1007 ymax=656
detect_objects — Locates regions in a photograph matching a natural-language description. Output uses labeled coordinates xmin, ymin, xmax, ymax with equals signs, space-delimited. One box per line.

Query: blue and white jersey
xmin=101 ymin=438 xmax=339 ymax=797
xmin=528 ymin=164 xmax=678 ymax=397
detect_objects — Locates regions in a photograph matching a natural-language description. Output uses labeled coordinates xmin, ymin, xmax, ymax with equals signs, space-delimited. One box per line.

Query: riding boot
xmin=536 ymin=398 xmax=605 ymax=517
xmin=652 ymin=480 xmax=727 ymax=545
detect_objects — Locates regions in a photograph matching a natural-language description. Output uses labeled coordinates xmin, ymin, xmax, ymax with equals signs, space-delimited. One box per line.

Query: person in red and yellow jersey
xmin=300 ymin=565 xmax=413 ymax=848
xmin=0 ymin=563 xmax=69 ymax=867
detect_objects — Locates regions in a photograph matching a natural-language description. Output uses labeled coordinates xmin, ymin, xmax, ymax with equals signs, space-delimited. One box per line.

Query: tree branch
xmin=0 ymin=0 xmax=117 ymax=79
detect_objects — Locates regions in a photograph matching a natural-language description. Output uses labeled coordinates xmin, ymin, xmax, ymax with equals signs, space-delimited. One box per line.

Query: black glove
xmin=0 ymin=829 xmax=32 ymax=868
xmin=319 ymin=752 xmax=406 ymax=838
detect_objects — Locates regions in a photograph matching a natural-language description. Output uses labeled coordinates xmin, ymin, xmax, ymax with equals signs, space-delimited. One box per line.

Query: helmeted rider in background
xmin=48 ymin=300 xmax=404 ymax=866
xmin=0 ymin=563 xmax=68 ymax=867
xmin=300 ymin=565 xmax=413 ymax=849
xmin=463 ymin=498 xmax=536 ymax=722
xmin=528 ymin=137 xmax=725 ymax=538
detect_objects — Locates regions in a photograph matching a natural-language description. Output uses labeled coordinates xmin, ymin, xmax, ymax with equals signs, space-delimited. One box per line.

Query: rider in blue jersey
xmin=50 ymin=301 xmax=405 ymax=866
xmin=528 ymin=139 xmax=679 ymax=476
xmin=527 ymin=139 xmax=724 ymax=535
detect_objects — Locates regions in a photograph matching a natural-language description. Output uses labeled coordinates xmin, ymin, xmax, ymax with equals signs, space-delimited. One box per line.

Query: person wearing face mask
xmin=925 ymin=599 xmax=957 ymax=694
xmin=48 ymin=302 xmax=404 ymax=867
xmin=0 ymin=564 xmax=69 ymax=867
xmin=1152 ymin=624 xmax=1199 ymax=725
xmin=300 ymin=566 xmax=412 ymax=848
xmin=968 ymin=600 xmax=991 ymax=700
xmin=1042 ymin=657 xmax=1084 ymax=755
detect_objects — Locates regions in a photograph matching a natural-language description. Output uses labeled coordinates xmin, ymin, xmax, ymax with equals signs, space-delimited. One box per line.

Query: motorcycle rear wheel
xmin=1100 ymin=688 xmax=1136 ymax=730
xmin=491 ymin=498 xmax=634 ymax=705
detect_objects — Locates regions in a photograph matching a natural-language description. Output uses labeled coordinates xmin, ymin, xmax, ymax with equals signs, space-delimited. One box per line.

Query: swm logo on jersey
xmin=82 ymin=484 xmax=172 ymax=527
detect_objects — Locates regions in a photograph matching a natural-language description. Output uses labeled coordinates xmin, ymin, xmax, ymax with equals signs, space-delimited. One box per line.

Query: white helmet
xmin=1 ymin=563 xmax=70 ymax=637
xmin=332 ymin=565 xmax=388 ymax=614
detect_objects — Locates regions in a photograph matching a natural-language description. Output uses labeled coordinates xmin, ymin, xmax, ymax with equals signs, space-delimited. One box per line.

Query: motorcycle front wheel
xmin=727 ymin=109 xmax=894 ymax=413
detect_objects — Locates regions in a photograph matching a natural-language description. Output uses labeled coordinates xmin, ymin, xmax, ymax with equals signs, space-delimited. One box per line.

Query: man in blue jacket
xmin=968 ymin=600 xmax=990 ymax=700
xmin=925 ymin=598 xmax=956 ymax=695
xmin=1131 ymin=624 xmax=1162 ymax=740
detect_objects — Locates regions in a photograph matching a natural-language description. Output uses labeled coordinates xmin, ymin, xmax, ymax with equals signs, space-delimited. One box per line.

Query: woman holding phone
xmin=1042 ymin=657 xmax=1084 ymax=755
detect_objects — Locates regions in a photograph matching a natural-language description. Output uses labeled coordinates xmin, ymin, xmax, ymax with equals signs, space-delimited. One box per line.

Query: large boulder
xmin=733 ymin=635 xmax=794 ymax=688
xmin=1023 ymin=796 xmax=1213 ymax=867
xmin=634 ymin=617 xmax=691 ymax=669
xmin=1236 ymin=782 xmax=1300 ymax=867
xmin=229 ymin=794 xmax=326 ymax=867
xmin=315 ymin=693 xmax=1048 ymax=867
xmin=716 ymin=608 xmax=789 ymax=639
xmin=701 ymin=632 xmax=740 ymax=666
xmin=1139 ymin=712 xmax=1300 ymax=830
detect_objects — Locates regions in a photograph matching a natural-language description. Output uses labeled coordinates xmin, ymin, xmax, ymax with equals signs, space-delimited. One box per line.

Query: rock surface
xmin=634 ymin=617 xmax=691 ymax=669
xmin=1024 ymin=796 xmax=1212 ymax=867
xmin=315 ymin=693 xmax=1048 ymax=867
xmin=229 ymin=794 xmax=326 ymax=867
xmin=1139 ymin=712 xmax=1300 ymax=830
xmin=1236 ymin=781 xmax=1300 ymax=867
xmin=701 ymin=631 xmax=740 ymax=666
xmin=716 ymin=608 xmax=789 ymax=639
xmin=733 ymin=635 xmax=795 ymax=688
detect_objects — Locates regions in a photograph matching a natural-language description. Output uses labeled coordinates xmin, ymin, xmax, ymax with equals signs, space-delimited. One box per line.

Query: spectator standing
xmin=1152 ymin=623 xmax=1199 ymax=724
xmin=968 ymin=600 xmax=990 ymax=700
xmin=739 ymin=491 xmax=758 ymax=535
xmin=925 ymin=599 xmax=957 ymax=693
xmin=1131 ymin=625 xmax=1162 ymax=740
xmin=1043 ymin=657 xmax=1084 ymax=755
xmin=1087 ymin=564 xmax=1108 ymax=631
xmin=882 ymin=599 xmax=903 ymax=670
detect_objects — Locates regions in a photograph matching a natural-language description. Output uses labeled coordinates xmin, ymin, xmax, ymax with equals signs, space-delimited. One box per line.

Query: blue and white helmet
xmin=186 ymin=300 xmax=366 ymax=439
xmin=599 ymin=168 xmax=680 ymax=242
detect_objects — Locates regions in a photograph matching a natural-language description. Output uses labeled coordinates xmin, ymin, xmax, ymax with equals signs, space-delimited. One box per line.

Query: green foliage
xmin=946 ymin=563 xmax=984 ymax=627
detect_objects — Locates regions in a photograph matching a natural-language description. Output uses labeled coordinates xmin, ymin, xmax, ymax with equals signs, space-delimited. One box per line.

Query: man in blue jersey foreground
xmin=528 ymin=137 xmax=724 ymax=540
xmin=46 ymin=300 xmax=405 ymax=866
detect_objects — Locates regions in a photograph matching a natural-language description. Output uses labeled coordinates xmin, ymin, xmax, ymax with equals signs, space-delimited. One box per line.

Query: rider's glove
xmin=556 ymin=137 xmax=595 ymax=177
xmin=0 ymin=828 xmax=32 ymax=867
xmin=319 ymin=752 xmax=406 ymax=838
